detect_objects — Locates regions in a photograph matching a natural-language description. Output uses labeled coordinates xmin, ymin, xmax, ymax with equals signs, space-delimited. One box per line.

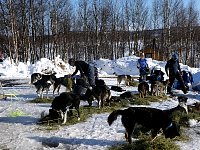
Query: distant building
xmin=137 ymin=38 xmax=170 ymax=61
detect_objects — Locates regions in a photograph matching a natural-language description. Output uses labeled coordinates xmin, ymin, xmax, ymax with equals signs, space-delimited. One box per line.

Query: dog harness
xmin=165 ymin=123 xmax=173 ymax=130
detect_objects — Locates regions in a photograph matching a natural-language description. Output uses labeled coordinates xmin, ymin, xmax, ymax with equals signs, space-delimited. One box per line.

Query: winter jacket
xmin=71 ymin=61 xmax=89 ymax=77
xmin=137 ymin=58 xmax=148 ymax=69
xmin=71 ymin=61 xmax=96 ymax=87
xmin=165 ymin=58 xmax=181 ymax=77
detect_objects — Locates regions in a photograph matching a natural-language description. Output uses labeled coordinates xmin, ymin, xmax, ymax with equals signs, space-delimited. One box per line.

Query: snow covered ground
xmin=0 ymin=56 xmax=200 ymax=150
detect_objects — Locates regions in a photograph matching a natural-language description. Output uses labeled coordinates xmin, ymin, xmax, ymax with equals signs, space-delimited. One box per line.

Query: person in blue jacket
xmin=137 ymin=53 xmax=149 ymax=82
xmin=165 ymin=53 xmax=187 ymax=94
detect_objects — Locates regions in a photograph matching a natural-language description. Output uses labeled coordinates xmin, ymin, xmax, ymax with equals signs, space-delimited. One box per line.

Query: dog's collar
xmin=165 ymin=123 xmax=173 ymax=130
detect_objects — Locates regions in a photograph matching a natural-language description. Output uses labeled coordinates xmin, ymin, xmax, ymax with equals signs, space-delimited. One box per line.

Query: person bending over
xmin=68 ymin=58 xmax=96 ymax=88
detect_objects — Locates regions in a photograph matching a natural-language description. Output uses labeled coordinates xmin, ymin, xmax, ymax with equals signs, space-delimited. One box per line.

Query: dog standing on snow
xmin=108 ymin=107 xmax=180 ymax=144
xmin=138 ymin=81 xmax=149 ymax=98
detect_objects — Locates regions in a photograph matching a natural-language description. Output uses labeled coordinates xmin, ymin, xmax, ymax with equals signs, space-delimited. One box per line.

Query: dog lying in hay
xmin=119 ymin=91 xmax=134 ymax=99
xmin=110 ymin=86 xmax=126 ymax=92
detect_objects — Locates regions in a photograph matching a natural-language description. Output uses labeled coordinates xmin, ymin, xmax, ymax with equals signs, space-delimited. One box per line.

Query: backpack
xmin=154 ymin=70 xmax=164 ymax=81
xmin=182 ymin=71 xmax=193 ymax=84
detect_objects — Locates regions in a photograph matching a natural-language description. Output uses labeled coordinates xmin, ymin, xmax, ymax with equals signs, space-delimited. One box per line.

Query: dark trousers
xmin=87 ymin=65 xmax=95 ymax=87
xmin=139 ymin=68 xmax=147 ymax=82
xmin=167 ymin=72 xmax=187 ymax=94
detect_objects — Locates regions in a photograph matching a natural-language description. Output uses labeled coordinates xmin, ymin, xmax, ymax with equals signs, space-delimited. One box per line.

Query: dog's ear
xmin=178 ymin=96 xmax=188 ymax=102
xmin=177 ymin=96 xmax=182 ymax=101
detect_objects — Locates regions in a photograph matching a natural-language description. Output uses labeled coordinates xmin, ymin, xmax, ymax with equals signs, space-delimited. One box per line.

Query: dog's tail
xmin=107 ymin=109 xmax=124 ymax=126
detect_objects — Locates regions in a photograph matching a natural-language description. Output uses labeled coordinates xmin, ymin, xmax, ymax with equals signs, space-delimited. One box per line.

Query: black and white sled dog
xmin=164 ymin=95 xmax=188 ymax=116
xmin=31 ymin=72 xmax=56 ymax=98
xmin=49 ymin=92 xmax=81 ymax=124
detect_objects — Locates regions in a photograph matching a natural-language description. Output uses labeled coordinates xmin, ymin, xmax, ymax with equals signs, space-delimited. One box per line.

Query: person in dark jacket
xmin=68 ymin=58 xmax=96 ymax=88
xmin=165 ymin=53 xmax=187 ymax=94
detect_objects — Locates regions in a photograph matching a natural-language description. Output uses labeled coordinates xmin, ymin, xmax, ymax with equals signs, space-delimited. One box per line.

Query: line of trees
xmin=0 ymin=0 xmax=200 ymax=67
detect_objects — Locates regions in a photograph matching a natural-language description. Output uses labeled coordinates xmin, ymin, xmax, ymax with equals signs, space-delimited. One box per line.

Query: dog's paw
xmin=62 ymin=121 xmax=66 ymax=124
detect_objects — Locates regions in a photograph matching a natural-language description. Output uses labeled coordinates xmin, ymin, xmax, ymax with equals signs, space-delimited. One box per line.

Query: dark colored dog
xmin=31 ymin=73 xmax=42 ymax=84
xmin=138 ymin=81 xmax=149 ymax=98
xmin=110 ymin=86 xmax=126 ymax=92
xmin=92 ymin=85 xmax=111 ymax=108
xmin=110 ymin=96 xmax=121 ymax=102
xmin=50 ymin=92 xmax=80 ymax=124
xmin=53 ymin=75 xmax=74 ymax=95
xmin=75 ymin=78 xmax=90 ymax=88
xmin=120 ymin=91 xmax=134 ymax=99
xmin=108 ymin=107 xmax=180 ymax=144
xmin=79 ymin=88 xmax=94 ymax=106
xmin=83 ymin=85 xmax=111 ymax=108
xmin=95 ymin=78 xmax=106 ymax=86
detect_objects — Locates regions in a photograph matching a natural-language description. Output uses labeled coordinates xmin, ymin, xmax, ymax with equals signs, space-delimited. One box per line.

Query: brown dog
xmin=53 ymin=75 xmax=74 ymax=95
xmin=162 ymin=79 xmax=170 ymax=95
xmin=138 ymin=81 xmax=149 ymax=98
xmin=151 ymin=81 xmax=164 ymax=96
xmin=113 ymin=72 xmax=132 ymax=86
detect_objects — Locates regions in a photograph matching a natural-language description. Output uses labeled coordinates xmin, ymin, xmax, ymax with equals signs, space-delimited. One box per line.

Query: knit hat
xmin=172 ymin=53 xmax=178 ymax=61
